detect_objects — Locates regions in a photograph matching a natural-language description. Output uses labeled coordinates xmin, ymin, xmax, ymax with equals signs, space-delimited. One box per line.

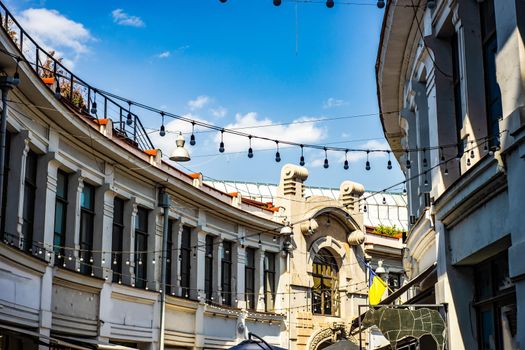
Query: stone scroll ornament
xmin=361 ymin=307 xmax=446 ymax=350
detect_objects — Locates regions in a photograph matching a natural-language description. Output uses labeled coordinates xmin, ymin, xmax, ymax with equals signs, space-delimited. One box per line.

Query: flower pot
xmin=42 ymin=77 xmax=55 ymax=85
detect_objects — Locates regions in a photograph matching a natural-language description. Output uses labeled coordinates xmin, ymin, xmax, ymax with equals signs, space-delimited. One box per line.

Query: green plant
xmin=373 ymin=225 xmax=403 ymax=237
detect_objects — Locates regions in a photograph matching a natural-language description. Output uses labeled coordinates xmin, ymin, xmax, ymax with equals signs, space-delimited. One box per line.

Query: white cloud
xmin=157 ymin=51 xmax=170 ymax=58
xmin=210 ymin=106 xmax=227 ymax=118
xmin=112 ymin=9 xmax=145 ymax=27
xmin=213 ymin=112 xmax=326 ymax=153
xmin=323 ymin=97 xmax=348 ymax=109
xmin=188 ymin=95 xmax=211 ymax=111
xmin=17 ymin=8 xmax=92 ymax=65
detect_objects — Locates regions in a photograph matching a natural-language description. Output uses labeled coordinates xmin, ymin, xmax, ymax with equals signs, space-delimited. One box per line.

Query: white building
xmin=376 ymin=0 xmax=524 ymax=348
xmin=0 ymin=2 xmax=408 ymax=349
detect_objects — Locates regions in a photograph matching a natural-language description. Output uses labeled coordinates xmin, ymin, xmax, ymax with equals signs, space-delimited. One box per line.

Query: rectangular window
xmin=22 ymin=150 xmax=38 ymax=252
xmin=451 ymin=32 xmax=465 ymax=158
xmin=245 ymin=248 xmax=256 ymax=310
xmin=53 ymin=170 xmax=68 ymax=266
xmin=264 ymin=252 xmax=276 ymax=312
xmin=79 ymin=183 xmax=95 ymax=275
xmin=165 ymin=219 xmax=174 ymax=295
xmin=134 ymin=207 xmax=148 ymax=289
xmin=474 ymin=251 xmax=517 ymax=350
xmin=180 ymin=225 xmax=191 ymax=297
xmin=112 ymin=197 xmax=125 ymax=283
xmin=204 ymin=235 xmax=214 ymax=302
xmin=480 ymin=0 xmax=502 ymax=148
xmin=221 ymin=241 xmax=233 ymax=306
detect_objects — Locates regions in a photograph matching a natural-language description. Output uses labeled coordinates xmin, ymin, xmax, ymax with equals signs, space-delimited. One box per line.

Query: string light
xmin=377 ymin=0 xmax=385 ymax=8
xmin=273 ymin=0 xmax=282 ymax=5
xmin=219 ymin=130 xmax=225 ymax=153
xmin=422 ymin=148 xmax=428 ymax=168
xmin=126 ymin=102 xmax=133 ymax=126
xmin=248 ymin=136 xmax=254 ymax=158
xmin=326 ymin=0 xmax=334 ymax=8
xmin=343 ymin=150 xmax=349 ymax=170
xmin=365 ymin=151 xmax=371 ymax=171
xmin=258 ymin=234 xmax=262 ymax=248
xmin=387 ymin=150 xmax=392 ymax=170
xmin=159 ymin=112 xmax=166 ymax=137
xmin=91 ymin=91 xmax=97 ymax=115
xmin=405 ymin=150 xmax=411 ymax=169
xmin=440 ymin=147 xmax=445 ymax=162
xmin=466 ymin=158 xmax=471 ymax=166
xmin=275 ymin=141 xmax=281 ymax=162
xmin=299 ymin=145 xmax=305 ymax=166
xmin=323 ymin=148 xmax=329 ymax=169
xmin=190 ymin=122 xmax=196 ymax=145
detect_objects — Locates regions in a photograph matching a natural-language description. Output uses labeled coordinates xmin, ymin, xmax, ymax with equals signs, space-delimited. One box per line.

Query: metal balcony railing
xmin=0 ymin=1 xmax=155 ymax=151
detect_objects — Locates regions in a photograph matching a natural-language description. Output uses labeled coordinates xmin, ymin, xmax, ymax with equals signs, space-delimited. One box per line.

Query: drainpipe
xmin=0 ymin=75 xmax=19 ymax=232
xmin=159 ymin=188 xmax=170 ymax=350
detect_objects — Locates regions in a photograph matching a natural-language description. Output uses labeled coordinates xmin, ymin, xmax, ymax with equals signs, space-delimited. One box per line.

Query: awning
xmin=350 ymin=262 xmax=437 ymax=329
xmin=0 ymin=324 xmax=91 ymax=350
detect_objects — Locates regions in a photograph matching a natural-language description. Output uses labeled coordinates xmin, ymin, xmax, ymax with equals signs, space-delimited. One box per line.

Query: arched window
xmin=312 ymin=248 xmax=339 ymax=316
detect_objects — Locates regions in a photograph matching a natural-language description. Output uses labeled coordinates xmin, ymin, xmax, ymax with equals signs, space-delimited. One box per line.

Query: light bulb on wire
xmin=126 ymin=102 xmax=133 ymax=126
xmin=365 ymin=151 xmax=371 ymax=171
xmin=190 ymin=122 xmax=196 ymax=146
xmin=387 ymin=150 xmax=392 ymax=170
xmin=326 ymin=0 xmax=334 ymax=8
xmin=159 ymin=112 xmax=166 ymax=137
xmin=299 ymin=145 xmax=305 ymax=166
xmin=323 ymin=148 xmax=329 ymax=169
xmin=275 ymin=141 xmax=281 ymax=162
xmin=219 ymin=130 xmax=225 ymax=153
xmin=343 ymin=150 xmax=349 ymax=170
xmin=248 ymin=136 xmax=254 ymax=158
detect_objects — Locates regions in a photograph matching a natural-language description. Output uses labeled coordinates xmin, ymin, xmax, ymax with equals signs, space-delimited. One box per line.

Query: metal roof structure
xmin=204 ymin=180 xmax=408 ymax=231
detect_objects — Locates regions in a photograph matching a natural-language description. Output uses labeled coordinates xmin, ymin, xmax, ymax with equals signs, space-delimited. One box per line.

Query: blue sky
xmin=11 ymin=0 xmax=405 ymax=192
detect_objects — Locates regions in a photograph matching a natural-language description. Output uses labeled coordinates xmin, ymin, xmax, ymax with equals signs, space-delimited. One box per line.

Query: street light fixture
xmin=169 ymin=132 xmax=191 ymax=162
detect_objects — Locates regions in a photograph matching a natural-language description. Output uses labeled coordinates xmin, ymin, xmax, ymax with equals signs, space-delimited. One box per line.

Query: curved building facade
xmin=0 ymin=3 xmax=407 ymax=349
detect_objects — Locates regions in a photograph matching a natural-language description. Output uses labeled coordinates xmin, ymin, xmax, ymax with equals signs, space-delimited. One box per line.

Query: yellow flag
xmin=369 ymin=275 xmax=387 ymax=305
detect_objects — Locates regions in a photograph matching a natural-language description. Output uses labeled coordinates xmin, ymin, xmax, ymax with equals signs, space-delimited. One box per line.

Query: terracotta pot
xmin=42 ymin=77 xmax=55 ymax=85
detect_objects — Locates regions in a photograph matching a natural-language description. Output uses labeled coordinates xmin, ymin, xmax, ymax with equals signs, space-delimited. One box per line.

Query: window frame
xmin=221 ymin=240 xmax=233 ymax=306
xmin=245 ymin=247 xmax=256 ymax=310
xmin=53 ymin=170 xmax=68 ymax=267
xmin=134 ymin=207 xmax=148 ymax=289
xmin=22 ymin=150 xmax=38 ymax=252
xmin=180 ymin=225 xmax=191 ymax=298
xmin=79 ymin=183 xmax=95 ymax=275
xmin=112 ymin=197 xmax=125 ymax=283
xmin=264 ymin=251 xmax=276 ymax=312
xmin=204 ymin=235 xmax=214 ymax=302
xmin=311 ymin=248 xmax=339 ymax=316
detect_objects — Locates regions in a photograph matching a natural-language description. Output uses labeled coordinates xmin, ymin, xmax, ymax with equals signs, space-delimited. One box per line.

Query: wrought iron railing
xmin=0 ymin=1 xmax=155 ymax=151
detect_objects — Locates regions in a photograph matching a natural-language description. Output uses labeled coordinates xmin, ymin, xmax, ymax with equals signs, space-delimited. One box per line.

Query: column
xmin=424 ymin=34 xmax=461 ymax=187
xmin=234 ymin=233 xmax=246 ymax=309
xmin=92 ymin=183 xmax=115 ymax=279
xmin=213 ymin=236 xmax=223 ymax=304
xmin=122 ymin=198 xmax=137 ymax=285
xmin=256 ymin=248 xmax=265 ymax=311
xmin=172 ymin=219 xmax=182 ymax=297
xmin=192 ymin=227 xmax=206 ymax=301
xmin=148 ymin=207 xmax=162 ymax=291
xmin=4 ymin=131 xmax=29 ymax=245
xmin=65 ymin=171 xmax=83 ymax=270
